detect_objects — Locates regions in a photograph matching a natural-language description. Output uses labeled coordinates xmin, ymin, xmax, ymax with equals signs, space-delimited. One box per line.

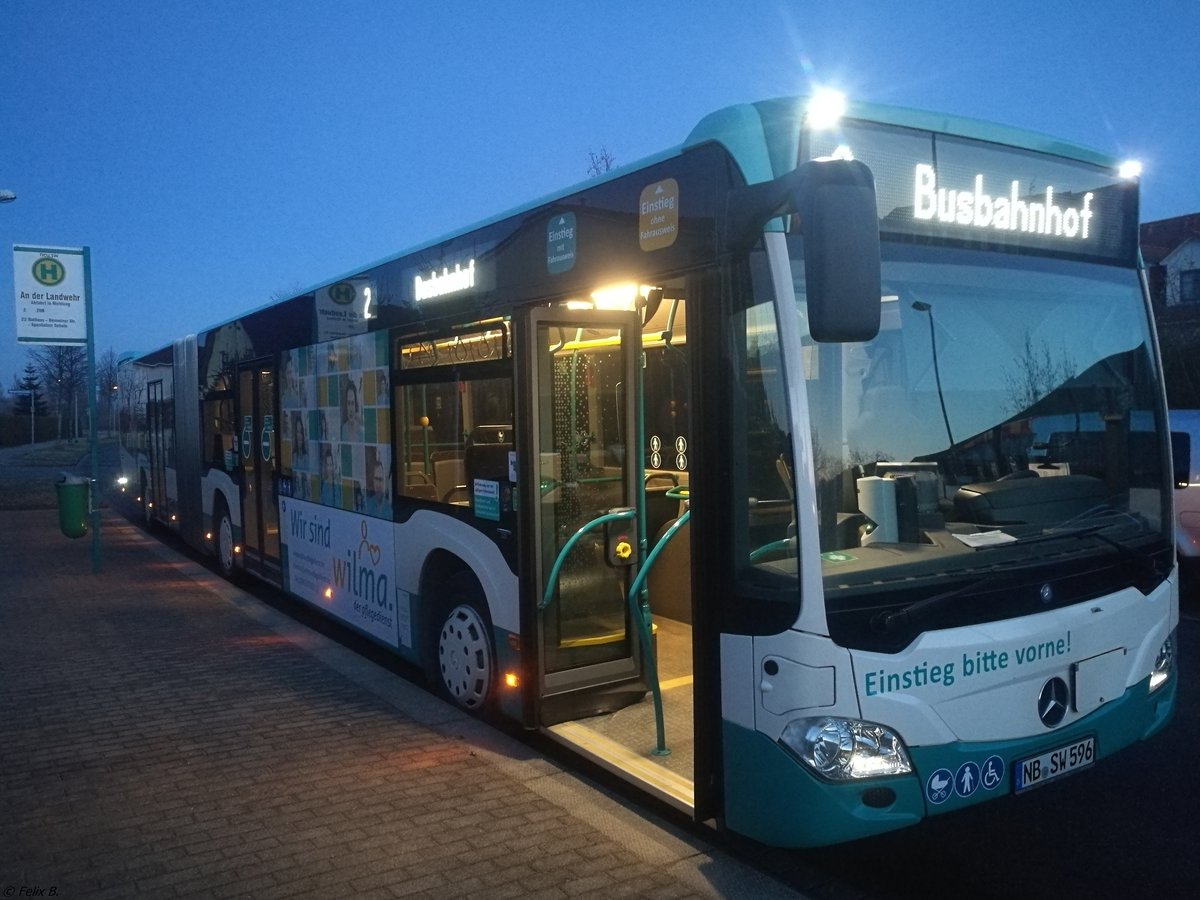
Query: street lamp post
xmin=912 ymin=300 xmax=956 ymax=451
xmin=0 ymin=189 xmax=16 ymax=203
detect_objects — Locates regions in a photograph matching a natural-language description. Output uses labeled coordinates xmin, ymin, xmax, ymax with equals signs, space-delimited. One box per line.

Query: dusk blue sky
xmin=3 ymin=1 xmax=1198 ymax=386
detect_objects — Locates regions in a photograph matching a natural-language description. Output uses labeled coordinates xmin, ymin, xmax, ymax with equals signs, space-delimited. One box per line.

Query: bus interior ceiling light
xmin=806 ymin=88 xmax=847 ymax=131
xmin=590 ymin=282 xmax=651 ymax=311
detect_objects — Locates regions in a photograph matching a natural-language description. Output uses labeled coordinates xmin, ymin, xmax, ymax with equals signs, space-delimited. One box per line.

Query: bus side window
xmin=202 ymin=395 xmax=234 ymax=471
xmin=397 ymin=375 xmax=513 ymax=506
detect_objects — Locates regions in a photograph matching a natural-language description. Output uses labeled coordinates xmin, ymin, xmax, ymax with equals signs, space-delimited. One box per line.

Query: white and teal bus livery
xmin=118 ymin=94 xmax=1182 ymax=847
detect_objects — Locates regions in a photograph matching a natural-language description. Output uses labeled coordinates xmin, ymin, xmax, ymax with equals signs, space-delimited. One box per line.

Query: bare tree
xmin=96 ymin=348 xmax=120 ymax=434
xmin=29 ymin=345 xmax=87 ymax=440
xmin=271 ymin=281 xmax=305 ymax=303
xmin=116 ymin=354 xmax=142 ymax=440
xmin=1004 ymin=333 xmax=1075 ymax=415
xmin=587 ymin=147 xmax=616 ymax=178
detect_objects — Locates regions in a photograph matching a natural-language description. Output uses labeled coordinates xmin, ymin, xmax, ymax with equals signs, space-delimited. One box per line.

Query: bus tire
xmin=214 ymin=497 xmax=237 ymax=580
xmin=431 ymin=577 xmax=495 ymax=713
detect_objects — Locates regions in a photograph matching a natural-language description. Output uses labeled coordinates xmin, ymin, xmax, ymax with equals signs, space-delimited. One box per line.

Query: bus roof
xmin=682 ymin=97 xmax=1119 ymax=188
xmin=167 ymin=95 xmax=1123 ymax=352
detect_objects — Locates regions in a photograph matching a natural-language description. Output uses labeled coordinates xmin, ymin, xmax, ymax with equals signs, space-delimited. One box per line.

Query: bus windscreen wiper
xmin=874 ymin=520 xmax=1158 ymax=635
xmin=1010 ymin=521 xmax=1115 ymax=547
xmin=1016 ymin=522 xmax=1159 ymax=576
xmin=872 ymin=575 xmax=997 ymax=634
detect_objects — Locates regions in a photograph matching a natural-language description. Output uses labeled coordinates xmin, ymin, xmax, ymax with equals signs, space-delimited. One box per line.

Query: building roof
xmin=1141 ymin=213 xmax=1200 ymax=264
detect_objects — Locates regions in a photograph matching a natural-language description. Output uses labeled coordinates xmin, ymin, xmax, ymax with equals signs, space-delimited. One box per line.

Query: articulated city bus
xmin=117 ymin=94 xmax=1182 ymax=847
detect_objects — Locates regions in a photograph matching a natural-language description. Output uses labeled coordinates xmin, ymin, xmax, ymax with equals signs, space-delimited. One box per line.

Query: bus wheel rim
xmin=438 ymin=604 xmax=491 ymax=709
xmin=219 ymin=514 xmax=234 ymax=573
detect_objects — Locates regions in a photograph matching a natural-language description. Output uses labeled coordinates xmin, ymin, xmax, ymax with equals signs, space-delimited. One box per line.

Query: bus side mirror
xmin=1172 ymin=431 xmax=1191 ymax=490
xmin=726 ymin=157 xmax=881 ymax=343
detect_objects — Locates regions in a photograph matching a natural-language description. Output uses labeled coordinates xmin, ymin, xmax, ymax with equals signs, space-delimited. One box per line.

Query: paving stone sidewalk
xmin=0 ymin=508 xmax=801 ymax=899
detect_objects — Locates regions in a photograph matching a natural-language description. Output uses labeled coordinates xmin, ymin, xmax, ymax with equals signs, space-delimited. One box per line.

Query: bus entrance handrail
xmin=539 ymin=506 xmax=672 ymax=756
xmin=538 ymin=509 xmax=637 ymax=612
xmin=626 ymin=504 xmax=691 ymax=757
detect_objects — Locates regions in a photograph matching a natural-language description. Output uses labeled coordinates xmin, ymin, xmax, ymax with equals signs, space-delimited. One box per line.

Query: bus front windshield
xmin=792 ymin=239 xmax=1173 ymax=650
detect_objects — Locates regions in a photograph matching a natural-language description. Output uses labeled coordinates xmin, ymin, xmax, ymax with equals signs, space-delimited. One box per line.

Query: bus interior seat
xmin=646 ymin=517 xmax=691 ymax=625
xmin=644 ymin=480 xmax=682 ymax=542
xmin=404 ymin=483 xmax=438 ymax=502
xmin=442 ymin=486 xmax=470 ymax=505
xmin=776 ymin=455 xmax=795 ymax=499
xmin=434 ymin=458 xmax=465 ymax=503
xmin=465 ymin=425 xmax=513 ymax=484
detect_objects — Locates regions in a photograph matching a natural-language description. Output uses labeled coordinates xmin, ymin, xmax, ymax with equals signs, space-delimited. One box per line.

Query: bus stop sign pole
xmin=12 ymin=244 xmax=102 ymax=572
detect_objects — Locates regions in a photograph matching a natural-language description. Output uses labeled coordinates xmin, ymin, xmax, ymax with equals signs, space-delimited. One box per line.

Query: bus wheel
xmin=215 ymin=500 xmax=236 ymax=580
xmin=434 ymin=590 xmax=494 ymax=713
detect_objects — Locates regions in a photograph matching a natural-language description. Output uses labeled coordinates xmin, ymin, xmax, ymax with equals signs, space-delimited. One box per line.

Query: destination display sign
xmin=398 ymin=239 xmax=497 ymax=308
xmin=809 ymin=122 xmax=1137 ymax=263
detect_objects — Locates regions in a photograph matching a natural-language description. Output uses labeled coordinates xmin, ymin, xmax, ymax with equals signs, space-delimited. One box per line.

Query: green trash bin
xmin=56 ymin=473 xmax=90 ymax=539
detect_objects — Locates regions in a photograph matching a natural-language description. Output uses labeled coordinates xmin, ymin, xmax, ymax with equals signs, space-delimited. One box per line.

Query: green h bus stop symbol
xmin=328 ymin=282 xmax=356 ymax=305
xmin=33 ymin=257 xmax=66 ymax=286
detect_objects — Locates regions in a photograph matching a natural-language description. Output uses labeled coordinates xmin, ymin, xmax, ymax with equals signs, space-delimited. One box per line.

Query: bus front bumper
xmin=722 ymin=673 xmax=1175 ymax=848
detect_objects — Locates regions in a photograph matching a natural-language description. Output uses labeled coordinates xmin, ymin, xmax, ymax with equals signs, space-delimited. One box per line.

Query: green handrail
xmin=538 ymin=504 xmax=676 ymax=756
xmin=538 ymin=509 xmax=636 ymax=611
xmin=749 ymin=537 xmax=795 ymax=563
xmin=625 ymin=506 xmax=691 ymax=757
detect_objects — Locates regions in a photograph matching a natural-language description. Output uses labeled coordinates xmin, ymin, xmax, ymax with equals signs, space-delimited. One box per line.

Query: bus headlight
xmin=1150 ymin=630 xmax=1176 ymax=692
xmin=779 ymin=716 xmax=912 ymax=781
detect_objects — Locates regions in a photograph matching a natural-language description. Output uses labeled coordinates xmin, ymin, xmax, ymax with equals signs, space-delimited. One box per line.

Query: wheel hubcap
xmin=438 ymin=605 xmax=491 ymax=709
xmin=219 ymin=515 xmax=234 ymax=573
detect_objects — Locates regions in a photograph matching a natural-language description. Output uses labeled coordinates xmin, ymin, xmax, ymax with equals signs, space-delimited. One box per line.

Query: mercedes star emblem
xmin=1038 ymin=676 xmax=1070 ymax=727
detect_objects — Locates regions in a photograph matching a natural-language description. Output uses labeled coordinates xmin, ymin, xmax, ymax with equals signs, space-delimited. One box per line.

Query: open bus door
xmin=237 ymin=359 xmax=281 ymax=581
xmin=520 ymin=305 xmax=695 ymax=811
xmin=522 ymin=308 xmax=647 ymax=724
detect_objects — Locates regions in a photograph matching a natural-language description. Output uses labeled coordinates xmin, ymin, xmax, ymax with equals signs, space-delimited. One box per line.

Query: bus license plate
xmin=1014 ymin=736 xmax=1095 ymax=792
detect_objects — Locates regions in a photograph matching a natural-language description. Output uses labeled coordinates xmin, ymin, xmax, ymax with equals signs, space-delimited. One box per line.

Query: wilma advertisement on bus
xmin=279 ymin=496 xmax=407 ymax=649
xmin=279 ymin=330 xmax=393 ymax=519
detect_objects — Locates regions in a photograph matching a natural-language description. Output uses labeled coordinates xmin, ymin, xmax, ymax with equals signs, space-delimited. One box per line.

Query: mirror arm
xmin=723 ymin=168 xmax=809 ymax=254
